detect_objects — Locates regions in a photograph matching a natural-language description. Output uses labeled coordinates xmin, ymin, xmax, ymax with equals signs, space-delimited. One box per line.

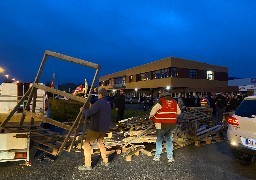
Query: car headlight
xmin=231 ymin=141 xmax=238 ymax=146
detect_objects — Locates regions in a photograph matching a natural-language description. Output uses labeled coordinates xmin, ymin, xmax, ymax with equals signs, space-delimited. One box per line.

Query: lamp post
xmin=5 ymin=74 xmax=9 ymax=83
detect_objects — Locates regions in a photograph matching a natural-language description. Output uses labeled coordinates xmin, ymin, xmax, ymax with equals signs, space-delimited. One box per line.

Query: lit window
xmin=207 ymin=71 xmax=214 ymax=80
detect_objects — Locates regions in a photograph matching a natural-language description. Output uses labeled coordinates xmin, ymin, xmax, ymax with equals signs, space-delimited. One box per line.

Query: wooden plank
xmin=125 ymin=155 xmax=132 ymax=161
xmin=32 ymin=83 xmax=87 ymax=103
xmin=23 ymin=111 xmax=71 ymax=130
xmin=32 ymin=145 xmax=58 ymax=156
xmin=140 ymin=149 xmax=152 ymax=157
xmin=45 ymin=50 xmax=100 ymax=69
xmin=33 ymin=140 xmax=60 ymax=149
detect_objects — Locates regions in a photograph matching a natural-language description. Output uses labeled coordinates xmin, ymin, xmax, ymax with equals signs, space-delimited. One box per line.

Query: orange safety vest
xmin=152 ymin=98 xmax=178 ymax=124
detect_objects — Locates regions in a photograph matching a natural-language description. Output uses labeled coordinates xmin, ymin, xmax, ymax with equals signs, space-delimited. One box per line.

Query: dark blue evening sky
xmin=0 ymin=0 xmax=256 ymax=85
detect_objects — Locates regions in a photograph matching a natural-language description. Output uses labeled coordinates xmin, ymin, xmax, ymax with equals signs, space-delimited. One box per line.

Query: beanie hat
xmin=98 ymin=88 xmax=108 ymax=96
xmin=161 ymin=90 xmax=171 ymax=97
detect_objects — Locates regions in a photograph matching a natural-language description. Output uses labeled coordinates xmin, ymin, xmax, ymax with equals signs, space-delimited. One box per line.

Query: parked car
xmin=125 ymin=97 xmax=139 ymax=104
xmin=54 ymin=95 xmax=68 ymax=100
xmin=89 ymin=94 xmax=98 ymax=104
xmin=227 ymin=95 xmax=256 ymax=164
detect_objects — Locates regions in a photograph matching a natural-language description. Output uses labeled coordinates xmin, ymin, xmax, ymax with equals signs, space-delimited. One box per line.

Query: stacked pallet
xmin=74 ymin=107 xmax=224 ymax=161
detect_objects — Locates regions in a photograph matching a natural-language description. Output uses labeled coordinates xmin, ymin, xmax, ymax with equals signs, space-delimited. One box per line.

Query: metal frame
xmin=0 ymin=50 xmax=100 ymax=156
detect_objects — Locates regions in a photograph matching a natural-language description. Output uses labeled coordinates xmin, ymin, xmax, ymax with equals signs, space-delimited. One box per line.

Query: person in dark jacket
xmin=78 ymin=88 xmax=111 ymax=171
xmin=215 ymin=92 xmax=227 ymax=122
xmin=114 ymin=89 xmax=125 ymax=122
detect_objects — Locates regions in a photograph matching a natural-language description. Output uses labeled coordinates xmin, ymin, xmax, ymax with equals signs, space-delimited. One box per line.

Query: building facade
xmin=229 ymin=78 xmax=256 ymax=95
xmin=99 ymin=57 xmax=236 ymax=97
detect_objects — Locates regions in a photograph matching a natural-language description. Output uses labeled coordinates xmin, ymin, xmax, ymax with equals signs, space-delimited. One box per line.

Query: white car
xmin=54 ymin=95 xmax=68 ymax=100
xmin=227 ymin=95 xmax=256 ymax=164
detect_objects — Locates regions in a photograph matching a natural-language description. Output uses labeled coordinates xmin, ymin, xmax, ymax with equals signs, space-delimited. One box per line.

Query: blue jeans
xmin=155 ymin=128 xmax=174 ymax=159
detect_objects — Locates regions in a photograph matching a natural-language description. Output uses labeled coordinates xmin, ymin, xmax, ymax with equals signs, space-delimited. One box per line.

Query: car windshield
xmin=235 ymin=99 xmax=256 ymax=117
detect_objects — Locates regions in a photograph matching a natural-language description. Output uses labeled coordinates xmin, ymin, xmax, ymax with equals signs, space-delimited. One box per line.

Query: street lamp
xmin=5 ymin=74 xmax=9 ymax=83
xmin=135 ymin=88 xmax=138 ymax=97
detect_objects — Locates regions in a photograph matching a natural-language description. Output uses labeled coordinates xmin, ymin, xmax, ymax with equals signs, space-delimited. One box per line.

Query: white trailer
xmin=0 ymin=133 xmax=30 ymax=163
xmin=0 ymin=83 xmax=46 ymax=114
xmin=0 ymin=82 xmax=47 ymax=164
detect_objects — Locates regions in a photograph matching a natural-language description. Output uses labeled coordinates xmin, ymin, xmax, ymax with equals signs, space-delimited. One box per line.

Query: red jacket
xmin=152 ymin=98 xmax=178 ymax=124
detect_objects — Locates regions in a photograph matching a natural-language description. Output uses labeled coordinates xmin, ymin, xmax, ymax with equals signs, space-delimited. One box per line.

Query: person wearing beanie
xmin=78 ymin=88 xmax=111 ymax=171
xmin=149 ymin=90 xmax=181 ymax=163
xmin=114 ymin=89 xmax=126 ymax=122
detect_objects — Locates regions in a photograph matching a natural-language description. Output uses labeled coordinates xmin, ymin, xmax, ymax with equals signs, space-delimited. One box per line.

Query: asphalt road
xmin=0 ymin=140 xmax=256 ymax=180
xmin=1 ymin=104 xmax=255 ymax=180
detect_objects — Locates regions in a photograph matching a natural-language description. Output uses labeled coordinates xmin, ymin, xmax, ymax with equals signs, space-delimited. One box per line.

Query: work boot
xmin=168 ymin=157 xmax=175 ymax=163
xmin=78 ymin=165 xmax=92 ymax=171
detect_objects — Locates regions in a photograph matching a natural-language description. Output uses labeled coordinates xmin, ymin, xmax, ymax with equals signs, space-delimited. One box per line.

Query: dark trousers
xmin=116 ymin=110 xmax=124 ymax=122
xmin=216 ymin=107 xmax=225 ymax=122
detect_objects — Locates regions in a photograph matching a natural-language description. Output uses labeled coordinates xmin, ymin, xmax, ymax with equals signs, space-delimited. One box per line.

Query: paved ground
xmin=0 ymin=140 xmax=256 ymax=180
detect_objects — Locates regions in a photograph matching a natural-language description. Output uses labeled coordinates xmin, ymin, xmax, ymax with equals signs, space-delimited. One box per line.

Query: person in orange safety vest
xmin=149 ymin=91 xmax=181 ymax=163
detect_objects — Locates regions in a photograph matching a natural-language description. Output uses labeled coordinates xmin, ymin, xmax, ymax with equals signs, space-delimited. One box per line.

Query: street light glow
xmin=0 ymin=67 xmax=5 ymax=73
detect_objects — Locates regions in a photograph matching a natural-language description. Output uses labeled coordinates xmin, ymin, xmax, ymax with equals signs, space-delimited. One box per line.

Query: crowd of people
xmin=78 ymin=88 xmax=248 ymax=171
xmin=177 ymin=92 xmax=246 ymax=121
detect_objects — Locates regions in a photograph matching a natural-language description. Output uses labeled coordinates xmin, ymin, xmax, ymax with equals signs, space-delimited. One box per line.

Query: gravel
xmin=1 ymin=142 xmax=256 ymax=180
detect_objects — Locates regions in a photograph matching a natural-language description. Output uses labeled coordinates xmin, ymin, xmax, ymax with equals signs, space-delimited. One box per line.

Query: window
xmin=235 ymin=99 xmax=256 ymax=117
xmin=110 ymin=79 xmax=114 ymax=86
xmin=155 ymin=70 xmax=161 ymax=79
xmin=122 ymin=76 xmax=126 ymax=86
xmin=164 ymin=68 xmax=169 ymax=78
xmin=114 ymin=77 xmax=125 ymax=87
xmin=145 ymin=72 xmax=151 ymax=80
xmin=170 ymin=67 xmax=178 ymax=77
xmin=153 ymin=71 xmax=156 ymax=79
xmin=189 ymin=69 xmax=197 ymax=79
xmin=140 ymin=73 xmax=146 ymax=81
xmin=160 ymin=69 xmax=169 ymax=78
xmin=207 ymin=71 xmax=214 ymax=80
xmin=129 ymin=75 xmax=133 ymax=82
xmin=161 ymin=69 xmax=165 ymax=78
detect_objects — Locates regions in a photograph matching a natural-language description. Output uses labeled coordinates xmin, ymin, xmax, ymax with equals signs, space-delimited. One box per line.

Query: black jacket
xmin=114 ymin=94 xmax=125 ymax=110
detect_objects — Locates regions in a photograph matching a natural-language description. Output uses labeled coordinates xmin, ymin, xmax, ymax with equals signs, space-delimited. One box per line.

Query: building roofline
xmin=100 ymin=56 xmax=228 ymax=78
